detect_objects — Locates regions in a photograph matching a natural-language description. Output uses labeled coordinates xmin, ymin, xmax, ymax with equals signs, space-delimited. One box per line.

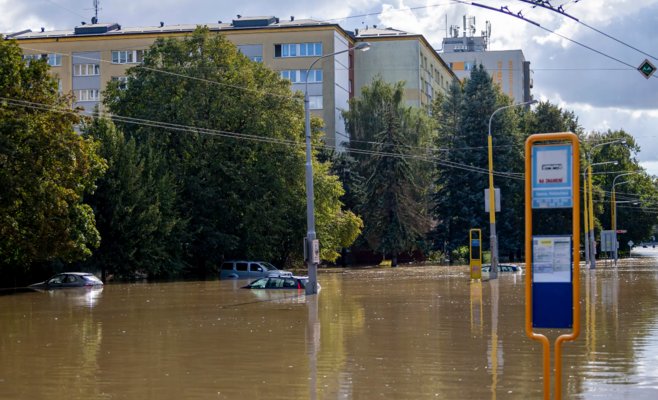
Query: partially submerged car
xmin=29 ymin=272 xmax=104 ymax=289
xmin=219 ymin=260 xmax=289 ymax=280
xmin=242 ymin=272 xmax=319 ymax=290
xmin=482 ymin=264 xmax=523 ymax=273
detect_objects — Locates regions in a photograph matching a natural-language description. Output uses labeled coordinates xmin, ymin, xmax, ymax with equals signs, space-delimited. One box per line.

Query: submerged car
xmin=29 ymin=272 xmax=104 ymax=289
xmin=219 ymin=260 xmax=288 ymax=280
xmin=242 ymin=273 xmax=317 ymax=290
xmin=481 ymin=264 xmax=523 ymax=273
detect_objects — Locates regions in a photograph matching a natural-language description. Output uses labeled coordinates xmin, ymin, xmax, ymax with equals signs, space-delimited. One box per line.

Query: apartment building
xmin=9 ymin=16 xmax=458 ymax=147
xmin=354 ymin=26 xmax=457 ymax=111
xmin=10 ymin=16 xmax=357 ymax=148
xmin=440 ymin=16 xmax=533 ymax=102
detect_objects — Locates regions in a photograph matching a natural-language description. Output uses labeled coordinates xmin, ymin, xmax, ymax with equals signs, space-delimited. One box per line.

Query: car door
xmin=249 ymin=263 xmax=266 ymax=278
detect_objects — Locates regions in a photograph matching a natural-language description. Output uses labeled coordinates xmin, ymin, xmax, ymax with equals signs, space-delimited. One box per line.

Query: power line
xmin=0 ymin=96 xmax=525 ymax=180
xmin=517 ymin=0 xmax=658 ymax=62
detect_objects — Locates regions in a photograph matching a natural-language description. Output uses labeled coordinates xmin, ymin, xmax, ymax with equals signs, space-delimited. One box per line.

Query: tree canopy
xmin=102 ymin=27 xmax=360 ymax=273
xmin=0 ymin=39 xmax=105 ymax=280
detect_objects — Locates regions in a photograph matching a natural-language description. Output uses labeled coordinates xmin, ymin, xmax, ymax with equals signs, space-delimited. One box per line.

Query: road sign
xmin=601 ymin=230 xmax=615 ymax=252
xmin=628 ymin=240 xmax=634 ymax=248
xmin=484 ymin=188 xmax=501 ymax=212
xmin=616 ymin=229 xmax=627 ymax=234
xmin=638 ymin=59 xmax=656 ymax=79
xmin=531 ymin=144 xmax=573 ymax=208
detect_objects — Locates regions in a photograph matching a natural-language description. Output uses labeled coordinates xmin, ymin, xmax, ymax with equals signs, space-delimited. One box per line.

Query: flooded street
xmin=1 ymin=254 xmax=658 ymax=399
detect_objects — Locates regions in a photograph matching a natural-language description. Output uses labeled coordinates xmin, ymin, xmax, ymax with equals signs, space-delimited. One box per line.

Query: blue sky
xmin=3 ymin=0 xmax=658 ymax=174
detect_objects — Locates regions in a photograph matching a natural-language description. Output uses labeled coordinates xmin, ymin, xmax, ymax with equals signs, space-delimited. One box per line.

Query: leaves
xmin=0 ymin=39 xmax=105 ymax=271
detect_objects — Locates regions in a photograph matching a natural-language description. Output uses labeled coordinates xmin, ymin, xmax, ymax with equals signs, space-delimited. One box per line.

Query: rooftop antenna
xmin=87 ymin=0 xmax=101 ymax=23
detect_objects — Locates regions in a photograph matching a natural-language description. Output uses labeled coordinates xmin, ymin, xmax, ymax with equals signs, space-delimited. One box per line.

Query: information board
xmin=601 ymin=230 xmax=616 ymax=252
xmin=532 ymin=235 xmax=573 ymax=329
xmin=532 ymin=236 xmax=572 ymax=283
xmin=531 ymin=144 xmax=573 ymax=209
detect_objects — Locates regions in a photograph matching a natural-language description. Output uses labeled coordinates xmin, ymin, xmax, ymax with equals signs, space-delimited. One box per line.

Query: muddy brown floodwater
xmin=1 ymin=253 xmax=658 ymax=399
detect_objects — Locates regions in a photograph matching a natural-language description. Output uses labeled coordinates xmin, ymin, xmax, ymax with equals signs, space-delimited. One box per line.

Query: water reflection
xmin=0 ymin=263 xmax=657 ymax=399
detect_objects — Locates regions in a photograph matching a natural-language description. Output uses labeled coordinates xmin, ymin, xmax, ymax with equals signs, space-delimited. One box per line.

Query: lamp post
xmin=585 ymin=139 xmax=625 ymax=269
xmin=487 ymin=99 xmax=537 ymax=279
xmin=583 ymin=161 xmax=618 ymax=266
xmin=304 ymin=41 xmax=370 ymax=295
xmin=612 ymin=172 xmax=638 ymax=265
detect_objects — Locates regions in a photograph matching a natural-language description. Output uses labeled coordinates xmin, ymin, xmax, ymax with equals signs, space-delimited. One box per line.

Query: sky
xmin=2 ymin=0 xmax=658 ymax=174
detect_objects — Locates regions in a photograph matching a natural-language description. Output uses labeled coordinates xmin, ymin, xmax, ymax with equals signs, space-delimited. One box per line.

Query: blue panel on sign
xmin=532 ymin=282 xmax=573 ymax=328
xmin=471 ymin=239 xmax=480 ymax=246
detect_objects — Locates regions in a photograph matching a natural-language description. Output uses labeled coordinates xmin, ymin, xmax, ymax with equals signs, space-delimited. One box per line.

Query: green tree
xmin=431 ymin=66 xmax=524 ymax=260
xmin=104 ymin=27 xmax=359 ymax=271
xmin=588 ymin=130 xmax=658 ymax=246
xmin=343 ymin=78 xmax=433 ymax=265
xmin=81 ymin=117 xmax=186 ymax=279
xmin=0 ymin=39 xmax=105 ymax=282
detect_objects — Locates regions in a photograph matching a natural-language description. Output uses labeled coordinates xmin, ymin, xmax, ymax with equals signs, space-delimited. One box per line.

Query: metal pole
xmin=611 ymin=172 xmax=637 ymax=266
xmin=612 ymin=187 xmax=617 ymax=266
xmin=304 ymin=43 xmax=370 ymax=295
xmin=583 ymin=172 xmax=590 ymax=266
xmin=585 ymin=139 xmax=626 ymax=270
xmin=588 ymin=163 xmax=596 ymax=269
xmin=487 ymin=100 xmax=536 ymax=279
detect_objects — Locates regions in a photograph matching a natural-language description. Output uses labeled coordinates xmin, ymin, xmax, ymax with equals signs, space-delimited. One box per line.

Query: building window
xmin=57 ymin=79 xmax=62 ymax=94
xmin=73 ymin=63 xmax=100 ymax=76
xmin=280 ymin=69 xmax=322 ymax=83
xmin=274 ymin=42 xmax=323 ymax=58
xmin=309 ymin=95 xmax=323 ymax=110
xmin=111 ymin=50 xmax=145 ymax=64
xmin=23 ymin=53 xmax=61 ymax=66
xmin=111 ymin=76 xmax=129 ymax=90
xmin=47 ymin=53 xmax=62 ymax=67
xmin=75 ymin=89 xmax=100 ymax=102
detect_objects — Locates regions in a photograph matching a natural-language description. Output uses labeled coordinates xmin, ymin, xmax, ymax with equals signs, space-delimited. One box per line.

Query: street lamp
xmin=487 ymin=99 xmax=537 ymax=279
xmin=583 ymin=161 xmax=618 ymax=266
xmin=304 ymin=41 xmax=370 ymax=295
xmin=612 ymin=171 xmax=638 ymax=265
xmin=585 ymin=139 xmax=626 ymax=269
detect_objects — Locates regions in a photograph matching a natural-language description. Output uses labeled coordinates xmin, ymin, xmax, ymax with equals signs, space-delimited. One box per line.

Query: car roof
xmin=56 ymin=272 xmax=94 ymax=276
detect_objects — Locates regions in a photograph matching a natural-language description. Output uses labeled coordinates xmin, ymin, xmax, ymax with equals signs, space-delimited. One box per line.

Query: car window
xmin=262 ymin=262 xmax=277 ymax=271
xmin=282 ymin=278 xmax=297 ymax=288
xmin=65 ymin=275 xmax=78 ymax=283
xmin=48 ymin=275 xmax=65 ymax=284
xmin=266 ymin=278 xmax=284 ymax=288
xmin=236 ymin=263 xmax=248 ymax=272
xmin=248 ymin=278 xmax=268 ymax=289
xmin=250 ymin=264 xmax=264 ymax=272
xmin=83 ymin=275 xmax=102 ymax=283
xmin=220 ymin=263 xmax=234 ymax=271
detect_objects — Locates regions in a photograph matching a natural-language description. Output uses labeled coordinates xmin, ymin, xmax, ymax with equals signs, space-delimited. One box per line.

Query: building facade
xmin=354 ymin=27 xmax=457 ymax=112
xmin=9 ymin=16 xmax=458 ymax=147
xmin=440 ymin=17 xmax=532 ymax=102
xmin=10 ymin=17 xmax=357 ymax=148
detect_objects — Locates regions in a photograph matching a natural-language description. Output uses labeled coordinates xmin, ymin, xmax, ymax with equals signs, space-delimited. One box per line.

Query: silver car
xmin=219 ymin=260 xmax=282 ymax=279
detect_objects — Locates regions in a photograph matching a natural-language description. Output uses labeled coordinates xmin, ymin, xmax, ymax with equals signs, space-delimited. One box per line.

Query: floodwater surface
xmin=1 ymin=255 xmax=658 ymax=399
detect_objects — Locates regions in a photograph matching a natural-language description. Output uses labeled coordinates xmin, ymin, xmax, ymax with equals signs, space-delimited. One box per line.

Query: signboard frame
xmin=469 ymin=228 xmax=482 ymax=280
xmin=524 ymin=132 xmax=581 ymax=399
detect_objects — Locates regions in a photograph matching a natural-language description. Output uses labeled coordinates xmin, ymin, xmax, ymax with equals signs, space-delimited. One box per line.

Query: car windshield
xmin=261 ymin=262 xmax=277 ymax=271
xmin=248 ymin=278 xmax=268 ymax=289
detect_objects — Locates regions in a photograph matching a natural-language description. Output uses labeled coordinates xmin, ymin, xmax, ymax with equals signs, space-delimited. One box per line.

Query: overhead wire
xmin=0 ymin=95 xmax=524 ymax=181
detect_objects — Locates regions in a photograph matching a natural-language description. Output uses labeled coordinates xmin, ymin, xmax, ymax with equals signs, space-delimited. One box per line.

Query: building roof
xmin=354 ymin=26 xmax=412 ymax=37
xmin=8 ymin=17 xmax=347 ymax=41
